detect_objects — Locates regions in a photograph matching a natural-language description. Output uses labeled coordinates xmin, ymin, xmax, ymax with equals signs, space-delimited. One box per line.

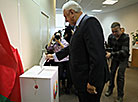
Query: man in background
xmin=121 ymin=27 xmax=125 ymax=33
xmin=105 ymin=22 xmax=130 ymax=102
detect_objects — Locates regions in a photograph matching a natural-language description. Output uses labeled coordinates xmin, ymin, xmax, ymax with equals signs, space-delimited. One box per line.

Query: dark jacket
xmin=56 ymin=15 xmax=109 ymax=92
xmin=108 ymin=33 xmax=130 ymax=61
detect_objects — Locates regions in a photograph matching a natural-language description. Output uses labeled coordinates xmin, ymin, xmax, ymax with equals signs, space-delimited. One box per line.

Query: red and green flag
xmin=0 ymin=13 xmax=24 ymax=102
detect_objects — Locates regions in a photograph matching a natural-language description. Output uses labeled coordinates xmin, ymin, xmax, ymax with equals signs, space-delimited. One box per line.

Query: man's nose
xmin=112 ymin=32 xmax=116 ymax=35
xmin=113 ymin=32 xmax=115 ymax=35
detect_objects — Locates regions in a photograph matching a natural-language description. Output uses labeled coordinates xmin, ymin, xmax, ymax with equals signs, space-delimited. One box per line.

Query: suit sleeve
xmin=83 ymin=17 xmax=105 ymax=86
xmin=56 ymin=46 xmax=69 ymax=61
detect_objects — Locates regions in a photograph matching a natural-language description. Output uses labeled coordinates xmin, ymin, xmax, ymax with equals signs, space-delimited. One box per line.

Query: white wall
xmin=0 ymin=0 xmax=19 ymax=48
xmin=96 ymin=3 xmax=138 ymax=41
xmin=95 ymin=3 xmax=138 ymax=61
xmin=56 ymin=14 xmax=65 ymax=28
xmin=0 ymin=0 xmax=56 ymax=70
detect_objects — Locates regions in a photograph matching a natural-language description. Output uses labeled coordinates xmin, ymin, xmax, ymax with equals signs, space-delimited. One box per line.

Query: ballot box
xmin=20 ymin=66 xmax=59 ymax=102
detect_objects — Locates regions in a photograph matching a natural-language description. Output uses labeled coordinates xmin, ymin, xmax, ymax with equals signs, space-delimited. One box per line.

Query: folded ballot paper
xmin=39 ymin=52 xmax=46 ymax=68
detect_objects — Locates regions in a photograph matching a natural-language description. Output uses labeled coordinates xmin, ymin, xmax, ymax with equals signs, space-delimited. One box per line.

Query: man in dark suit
xmin=46 ymin=1 xmax=109 ymax=102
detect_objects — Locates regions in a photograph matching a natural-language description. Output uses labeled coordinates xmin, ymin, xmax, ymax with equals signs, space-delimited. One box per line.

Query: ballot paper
xmin=39 ymin=52 xmax=46 ymax=68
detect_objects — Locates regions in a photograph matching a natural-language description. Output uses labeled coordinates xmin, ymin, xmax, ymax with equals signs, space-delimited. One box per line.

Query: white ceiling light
xmin=67 ymin=0 xmax=82 ymax=3
xmin=103 ymin=0 xmax=118 ymax=5
xmin=91 ymin=9 xmax=102 ymax=12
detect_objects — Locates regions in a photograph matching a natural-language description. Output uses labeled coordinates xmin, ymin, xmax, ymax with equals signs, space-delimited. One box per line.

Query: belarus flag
xmin=0 ymin=13 xmax=24 ymax=102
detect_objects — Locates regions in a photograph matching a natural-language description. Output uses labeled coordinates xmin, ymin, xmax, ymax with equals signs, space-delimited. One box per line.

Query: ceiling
xmin=56 ymin=0 xmax=138 ymax=14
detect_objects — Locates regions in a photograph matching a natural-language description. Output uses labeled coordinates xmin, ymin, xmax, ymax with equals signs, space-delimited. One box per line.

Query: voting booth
xmin=20 ymin=66 xmax=59 ymax=102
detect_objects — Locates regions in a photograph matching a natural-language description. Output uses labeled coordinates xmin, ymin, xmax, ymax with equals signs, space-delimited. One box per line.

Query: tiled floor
xmin=59 ymin=67 xmax=138 ymax=102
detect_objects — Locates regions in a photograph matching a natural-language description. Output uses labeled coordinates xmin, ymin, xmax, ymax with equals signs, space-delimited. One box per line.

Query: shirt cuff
xmin=53 ymin=53 xmax=58 ymax=61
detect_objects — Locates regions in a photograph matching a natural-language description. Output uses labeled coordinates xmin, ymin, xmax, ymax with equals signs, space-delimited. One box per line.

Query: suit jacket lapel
xmin=70 ymin=15 xmax=89 ymax=43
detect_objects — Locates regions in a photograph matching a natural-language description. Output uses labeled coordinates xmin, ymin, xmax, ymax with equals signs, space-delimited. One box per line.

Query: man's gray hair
xmin=62 ymin=1 xmax=82 ymax=13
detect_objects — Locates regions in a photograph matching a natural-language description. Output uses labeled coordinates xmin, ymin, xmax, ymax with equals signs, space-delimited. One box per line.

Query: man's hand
xmin=87 ymin=83 xmax=97 ymax=94
xmin=106 ymin=51 xmax=111 ymax=58
xmin=46 ymin=54 xmax=54 ymax=62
